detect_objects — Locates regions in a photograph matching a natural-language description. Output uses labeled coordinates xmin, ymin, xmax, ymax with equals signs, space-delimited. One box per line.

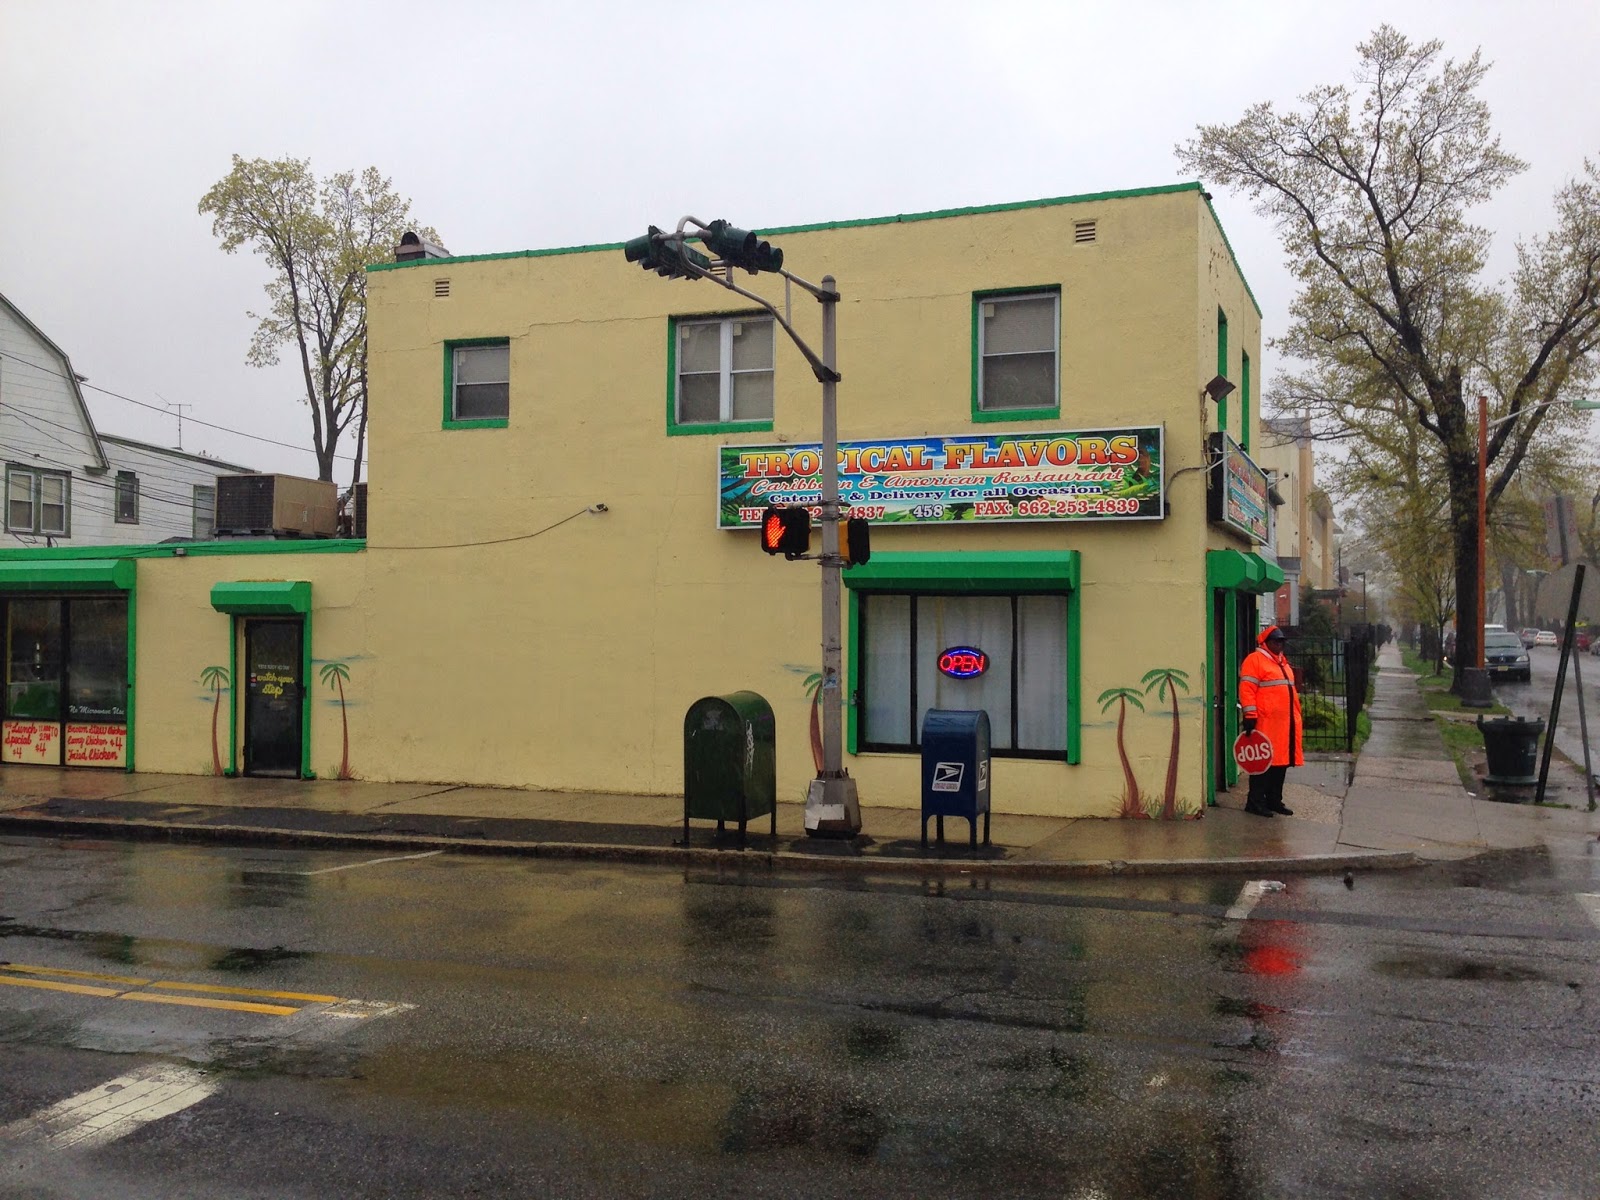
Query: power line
xmin=0 ymin=348 xmax=361 ymax=466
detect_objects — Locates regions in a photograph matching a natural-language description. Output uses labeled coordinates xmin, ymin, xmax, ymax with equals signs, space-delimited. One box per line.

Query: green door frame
xmin=210 ymin=581 xmax=315 ymax=779
xmin=1204 ymin=551 xmax=1284 ymax=805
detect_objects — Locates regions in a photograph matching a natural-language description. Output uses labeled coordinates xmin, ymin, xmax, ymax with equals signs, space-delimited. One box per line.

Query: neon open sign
xmin=938 ymin=647 xmax=989 ymax=679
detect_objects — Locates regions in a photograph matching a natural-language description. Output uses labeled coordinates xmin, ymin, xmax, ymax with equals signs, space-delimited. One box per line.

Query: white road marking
xmin=1225 ymin=879 xmax=1284 ymax=921
xmin=1577 ymin=894 xmax=1600 ymax=931
xmin=298 ymin=849 xmax=443 ymax=876
xmin=0 ymin=1064 xmax=216 ymax=1149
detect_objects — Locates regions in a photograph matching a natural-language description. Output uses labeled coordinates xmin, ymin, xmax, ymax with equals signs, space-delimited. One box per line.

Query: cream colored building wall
xmin=353 ymin=186 xmax=1262 ymax=818
xmin=131 ymin=550 xmax=370 ymax=779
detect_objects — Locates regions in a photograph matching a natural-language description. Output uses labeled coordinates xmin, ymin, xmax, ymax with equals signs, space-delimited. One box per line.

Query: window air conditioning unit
xmin=214 ymin=474 xmax=338 ymax=538
xmin=353 ymin=482 xmax=367 ymax=538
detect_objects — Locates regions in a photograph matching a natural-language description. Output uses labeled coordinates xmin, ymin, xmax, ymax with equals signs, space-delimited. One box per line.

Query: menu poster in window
xmin=2 ymin=720 xmax=61 ymax=764
xmin=65 ymin=723 xmax=127 ymax=768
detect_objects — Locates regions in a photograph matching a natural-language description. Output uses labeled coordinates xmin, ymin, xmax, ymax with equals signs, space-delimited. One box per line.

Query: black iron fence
xmin=1282 ymin=627 xmax=1375 ymax=753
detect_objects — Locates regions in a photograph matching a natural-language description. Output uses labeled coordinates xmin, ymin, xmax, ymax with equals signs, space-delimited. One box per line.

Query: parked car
xmin=1520 ymin=627 xmax=1540 ymax=648
xmin=1484 ymin=630 xmax=1532 ymax=681
xmin=1578 ymin=630 xmax=1593 ymax=652
xmin=1535 ymin=630 xmax=1559 ymax=647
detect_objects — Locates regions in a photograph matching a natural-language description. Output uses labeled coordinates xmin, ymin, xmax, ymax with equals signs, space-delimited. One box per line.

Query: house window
xmin=114 ymin=471 xmax=139 ymax=524
xmin=444 ymin=339 xmax=510 ymax=428
xmin=5 ymin=466 xmax=70 ymax=537
xmin=974 ymin=289 xmax=1060 ymax=420
xmin=193 ymin=484 xmax=216 ymax=540
xmin=857 ymin=591 xmax=1070 ymax=758
xmin=669 ymin=314 xmax=774 ymax=434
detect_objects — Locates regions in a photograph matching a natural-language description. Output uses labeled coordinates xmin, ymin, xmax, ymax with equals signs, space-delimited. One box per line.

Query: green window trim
xmin=665 ymin=312 xmax=776 ymax=437
xmin=1240 ymin=352 xmax=1251 ymax=453
xmin=844 ymin=550 xmax=1081 ymax=763
xmin=442 ymin=337 xmax=511 ymax=430
xmin=971 ymin=285 xmax=1062 ymax=424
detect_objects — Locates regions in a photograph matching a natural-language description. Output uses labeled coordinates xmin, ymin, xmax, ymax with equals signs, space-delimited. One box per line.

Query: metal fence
xmin=1283 ymin=627 xmax=1375 ymax=753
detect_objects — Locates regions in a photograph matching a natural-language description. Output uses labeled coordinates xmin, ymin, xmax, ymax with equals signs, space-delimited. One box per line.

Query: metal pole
xmin=804 ymin=275 xmax=861 ymax=837
xmin=1536 ymin=564 xmax=1585 ymax=804
xmin=1572 ymin=638 xmax=1597 ymax=811
xmin=1477 ymin=395 xmax=1487 ymax=671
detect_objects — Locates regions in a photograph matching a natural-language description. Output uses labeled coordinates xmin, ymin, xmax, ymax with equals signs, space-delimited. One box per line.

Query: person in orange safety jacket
xmin=1238 ymin=625 xmax=1303 ymax=818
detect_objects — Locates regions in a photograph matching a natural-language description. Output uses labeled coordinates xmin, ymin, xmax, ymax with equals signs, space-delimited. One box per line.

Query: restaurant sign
xmin=1207 ymin=432 xmax=1269 ymax=544
xmin=718 ymin=427 xmax=1164 ymax=528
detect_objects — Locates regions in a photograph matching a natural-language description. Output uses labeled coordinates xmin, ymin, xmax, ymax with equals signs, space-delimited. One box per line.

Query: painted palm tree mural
xmin=1096 ymin=686 xmax=1146 ymax=818
xmin=319 ymin=662 xmax=353 ymax=780
xmin=802 ymin=672 xmax=825 ymax=773
xmin=1142 ymin=667 xmax=1192 ymax=820
xmin=199 ymin=665 xmax=230 ymax=776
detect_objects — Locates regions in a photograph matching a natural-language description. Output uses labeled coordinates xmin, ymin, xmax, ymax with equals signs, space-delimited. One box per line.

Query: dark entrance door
xmin=244 ymin=619 xmax=303 ymax=777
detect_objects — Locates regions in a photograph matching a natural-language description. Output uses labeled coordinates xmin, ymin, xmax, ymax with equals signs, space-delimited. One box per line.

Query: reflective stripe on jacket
xmin=1239 ymin=647 xmax=1303 ymax=767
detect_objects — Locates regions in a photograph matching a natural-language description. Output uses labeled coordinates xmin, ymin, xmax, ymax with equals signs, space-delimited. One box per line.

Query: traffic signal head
xmin=840 ymin=517 xmax=871 ymax=567
xmin=623 ymin=226 xmax=710 ymax=279
xmin=761 ymin=506 xmax=810 ymax=556
xmin=704 ymin=219 xmax=784 ymax=274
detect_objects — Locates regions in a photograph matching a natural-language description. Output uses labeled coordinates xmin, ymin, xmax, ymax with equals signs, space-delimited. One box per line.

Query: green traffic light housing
xmin=704 ymin=219 xmax=784 ymax=274
xmin=623 ymin=226 xmax=710 ymax=280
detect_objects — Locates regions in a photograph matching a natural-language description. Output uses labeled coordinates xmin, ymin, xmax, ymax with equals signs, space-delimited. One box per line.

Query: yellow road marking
xmin=119 ymin=992 xmax=300 ymax=1017
xmin=0 ymin=976 xmax=119 ymax=998
xmin=0 ymin=963 xmax=150 ymax=986
xmin=146 ymin=981 xmax=340 ymax=1003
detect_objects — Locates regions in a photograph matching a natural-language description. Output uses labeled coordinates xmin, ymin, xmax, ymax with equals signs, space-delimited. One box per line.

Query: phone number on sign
xmin=1012 ymin=496 xmax=1144 ymax=517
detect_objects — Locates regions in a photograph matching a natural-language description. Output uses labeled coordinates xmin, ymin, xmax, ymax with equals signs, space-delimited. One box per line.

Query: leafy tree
xmin=1179 ymin=26 xmax=1600 ymax=694
xmin=199 ymin=156 xmax=442 ymax=487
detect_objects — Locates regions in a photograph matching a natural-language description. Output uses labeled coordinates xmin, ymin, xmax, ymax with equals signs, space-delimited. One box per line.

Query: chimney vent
xmin=395 ymin=230 xmax=448 ymax=262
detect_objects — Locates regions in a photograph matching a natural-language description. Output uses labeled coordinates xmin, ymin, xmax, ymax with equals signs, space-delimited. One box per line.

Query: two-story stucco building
xmin=0 ymin=182 xmax=1278 ymax=816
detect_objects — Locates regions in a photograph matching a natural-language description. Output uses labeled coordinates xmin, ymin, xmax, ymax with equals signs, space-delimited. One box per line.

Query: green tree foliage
xmin=199 ymin=156 xmax=442 ymax=486
xmin=1178 ymin=26 xmax=1600 ymax=693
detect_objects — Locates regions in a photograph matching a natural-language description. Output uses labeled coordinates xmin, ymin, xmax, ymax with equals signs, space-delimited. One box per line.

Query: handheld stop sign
xmin=1233 ymin=730 xmax=1274 ymax=775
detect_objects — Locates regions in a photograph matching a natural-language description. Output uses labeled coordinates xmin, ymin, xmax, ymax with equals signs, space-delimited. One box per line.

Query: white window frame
xmin=673 ymin=314 xmax=775 ymax=428
xmin=114 ymin=471 xmax=139 ymax=524
xmin=977 ymin=291 xmax=1061 ymax=414
xmin=5 ymin=466 xmax=71 ymax=537
xmin=193 ymin=483 xmax=216 ymax=540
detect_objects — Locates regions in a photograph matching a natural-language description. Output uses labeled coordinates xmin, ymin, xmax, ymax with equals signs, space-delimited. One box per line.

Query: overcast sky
xmin=2 ymin=0 xmax=1596 ymax=483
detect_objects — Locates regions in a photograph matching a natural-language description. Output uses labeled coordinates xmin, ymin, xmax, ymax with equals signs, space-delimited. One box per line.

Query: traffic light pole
xmin=808 ymin=275 xmax=862 ymax=836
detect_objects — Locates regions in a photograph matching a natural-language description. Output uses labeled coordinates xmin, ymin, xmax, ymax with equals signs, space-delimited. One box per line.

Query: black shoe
xmin=1269 ymin=802 xmax=1294 ymax=816
xmin=1244 ymin=802 xmax=1275 ymax=818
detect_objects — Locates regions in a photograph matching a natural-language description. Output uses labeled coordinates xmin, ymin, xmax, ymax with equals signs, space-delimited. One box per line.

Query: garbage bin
xmin=919 ymin=709 xmax=992 ymax=849
xmin=1477 ymin=715 xmax=1544 ymax=785
xmin=683 ymin=691 xmax=776 ymax=846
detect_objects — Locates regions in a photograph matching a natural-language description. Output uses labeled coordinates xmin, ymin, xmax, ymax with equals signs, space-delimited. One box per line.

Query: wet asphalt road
xmin=3 ymin=835 xmax=1600 ymax=1199
xmin=1497 ymin=644 xmax=1600 ymax=784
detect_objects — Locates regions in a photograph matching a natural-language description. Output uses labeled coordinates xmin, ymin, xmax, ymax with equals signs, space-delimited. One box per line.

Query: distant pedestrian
xmin=1239 ymin=626 xmax=1303 ymax=817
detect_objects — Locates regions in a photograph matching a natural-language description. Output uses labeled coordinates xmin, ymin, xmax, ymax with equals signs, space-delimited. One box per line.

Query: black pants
xmin=1248 ymin=765 xmax=1288 ymax=809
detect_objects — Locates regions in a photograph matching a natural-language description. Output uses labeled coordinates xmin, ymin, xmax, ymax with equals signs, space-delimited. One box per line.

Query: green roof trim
xmin=369 ymin=181 xmax=1218 ymax=272
xmin=0 ymin=539 xmax=364 ymax=563
xmin=210 ymin=580 xmax=311 ymax=616
xmin=841 ymin=550 xmax=1080 ymax=592
xmin=0 ymin=558 xmax=135 ymax=591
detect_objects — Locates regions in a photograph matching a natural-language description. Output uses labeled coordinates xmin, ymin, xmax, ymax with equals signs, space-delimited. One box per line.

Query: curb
xmin=0 ymin=812 xmax=1422 ymax=879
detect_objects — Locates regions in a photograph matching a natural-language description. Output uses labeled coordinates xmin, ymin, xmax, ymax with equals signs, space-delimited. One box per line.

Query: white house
xmin=0 ymin=292 xmax=258 ymax=545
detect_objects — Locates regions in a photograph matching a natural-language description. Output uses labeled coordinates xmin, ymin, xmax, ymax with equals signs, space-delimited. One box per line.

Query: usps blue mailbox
xmin=920 ymin=709 xmax=992 ymax=850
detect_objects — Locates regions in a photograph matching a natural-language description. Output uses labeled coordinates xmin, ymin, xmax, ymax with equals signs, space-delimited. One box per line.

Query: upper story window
xmin=670 ymin=314 xmax=774 ymax=435
xmin=974 ymin=289 xmax=1060 ymax=420
xmin=193 ymin=484 xmax=216 ymax=540
xmin=114 ymin=471 xmax=139 ymax=524
xmin=444 ymin=339 xmax=510 ymax=429
xmin=6 ymin=466 xmax=69 ymax=537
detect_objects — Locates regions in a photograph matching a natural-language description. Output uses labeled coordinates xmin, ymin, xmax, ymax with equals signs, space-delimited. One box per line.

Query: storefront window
xmin=7 ymin=599 xmax=63 ymax=719
xmin=860 ymin=591 xmax=1068 ymax=757
xmin=67 ymin=598 xmax=127 ymax=720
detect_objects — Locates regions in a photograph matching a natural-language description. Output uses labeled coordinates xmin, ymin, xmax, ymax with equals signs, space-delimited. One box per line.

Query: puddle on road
xmin=0 ymin=919 xmax=312 ymax=976
xmin=1372 ymin=955 xmax=1547 ymax=983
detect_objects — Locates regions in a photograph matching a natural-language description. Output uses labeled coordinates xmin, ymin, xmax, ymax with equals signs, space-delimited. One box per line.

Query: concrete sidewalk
xmin=1 ymin=643 xmax=1595 ymax=878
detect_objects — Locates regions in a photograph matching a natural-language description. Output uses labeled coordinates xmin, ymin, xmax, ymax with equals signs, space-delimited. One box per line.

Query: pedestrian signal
xmin=840 ymin=517 xmax=871 ymax=566
xmin=761 ymin=507 xmax=810 ymax=556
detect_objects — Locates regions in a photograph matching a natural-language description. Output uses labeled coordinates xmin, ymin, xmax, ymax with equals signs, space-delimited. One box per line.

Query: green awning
xmin=842 ymin=550 xmax=1080 ymax=593
xmin=0 ymin=558 xmax=135 ymax=592
xmin=210 ymin=580 xmax=311 ymax=615
xmin=1249 ymin=554 xmax=1286 ymax=592
xmin=1206 ymin=549 xmax=1256 ymax=591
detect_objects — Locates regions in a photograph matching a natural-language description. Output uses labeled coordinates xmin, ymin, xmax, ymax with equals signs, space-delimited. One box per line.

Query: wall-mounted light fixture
xmin=1203 ymin=375 xmax=1236 ymax=403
